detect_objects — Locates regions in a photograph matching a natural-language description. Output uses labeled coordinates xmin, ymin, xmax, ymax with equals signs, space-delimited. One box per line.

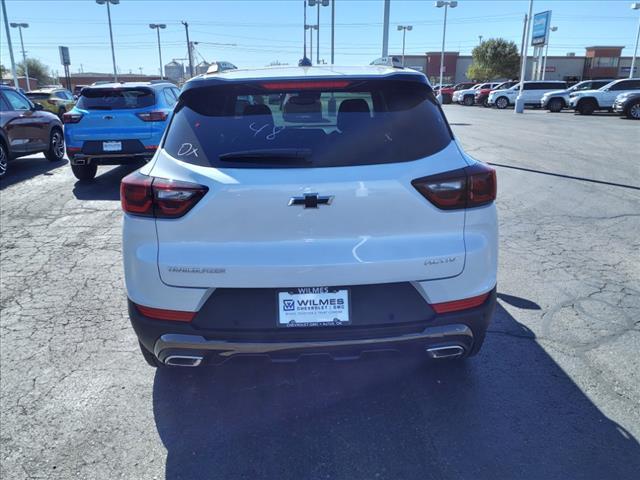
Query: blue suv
xmin=64 ymin=81 xmax=180 ymax=181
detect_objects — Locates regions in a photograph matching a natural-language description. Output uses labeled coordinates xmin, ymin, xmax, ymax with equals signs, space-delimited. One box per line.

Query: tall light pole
xmin=149 ymin=24 xmax=166 ymax=79
xmin=435 ymin=1 xmax=457 ymax=102
xmin=96 ymin=0 xmax=119 ymax=82
xmin=308 ymin=1 xmax=329 ymax=64
xmin=1 ymin=0 xmax=19 ymax=88
xmin=305 ymin=24 xmax=318 ymax=64
xmin=331 ymin=0 xmax=335 ymax=64
xmin=631 ymin=3 xmax=640 ymax=78
xmin=515 ymin=0 xmax=534 ymax=114
xmin=9 ymin=22 xmax=30 ymax=91
xmin=397 ymin=25 xmax=413 ymax=66
xmin=181 ymin=21 xmax=194 ymax=78
xmin=382 ymin=0 xmax=390 ymax=57
xmin=541 ymin=26 xmax=557 ymax=80
xmin=478 ymin=35 xmax=483 ymax=46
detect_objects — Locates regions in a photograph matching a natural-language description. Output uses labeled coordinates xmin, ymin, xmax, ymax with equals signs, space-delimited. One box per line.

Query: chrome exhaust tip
xmin=164 ymin=355 xmax=203 ymax=367
xmin=426 ymin=345 xmax=465 ymax=359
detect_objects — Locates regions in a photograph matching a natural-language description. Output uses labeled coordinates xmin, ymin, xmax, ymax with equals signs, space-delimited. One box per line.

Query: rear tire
xmin=71 ymin=163 xmax=97 ymax=181
xmin=625 ymin=100 xmax=640 ymax=120
xmin=45 ymin=129 xmax=65 ymax=162
xmin=577 ymin=99 xmax=596 ymax=115
xmin=463 ymin=95 xmax=474 ymax=106
xmin=139 ymin=341 xmax=163 ymax=368
xmin=0 ymin=141 xmax=8 ymax=178
xmin=441 ymin=93 xmax=452 ymax=104
xmin=548 ymin=98 xmax=564 ymax=113
xmin=482 ymin=97 xmax=490 ymax=108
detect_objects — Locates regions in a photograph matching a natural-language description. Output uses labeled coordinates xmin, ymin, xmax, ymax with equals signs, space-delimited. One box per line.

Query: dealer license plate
xmin=103 ymin=141 xmax=122 ymax=152
xmin=278 ymin=287 xmax=350 ymax=327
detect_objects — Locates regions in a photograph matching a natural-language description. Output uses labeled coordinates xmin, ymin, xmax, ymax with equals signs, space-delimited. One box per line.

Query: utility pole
xmin=631 ymin=3 xmax=640 ymax=78
xmin=331 ymin=0 xmax=335 ymax=64
xmin=515 ymin=0 xmax=534 ymax=113
xmin=10 ymin=23 xmax=30 ymax=91
xmin=303 ymin=0 xmax=307 ymax=59
xmin=382 ymin=0 xmax=390 ymax=57
xmin=96 ymin=0 xmax=119 ymax=82
xmin=316 ymin=0 xmax=320 ymax=64
xmin=519 ymin=13 xmax=528 ymax=76
xmin=1 ymin=0 xmax=19 ymax=88
xmin=181 ymin=21 xmax=194 ymax=78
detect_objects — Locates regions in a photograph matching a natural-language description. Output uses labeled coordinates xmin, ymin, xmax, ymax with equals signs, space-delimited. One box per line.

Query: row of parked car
xmin=0 ymin=81 xmax=179 ymax=179
xmin=438 ymin=78 xmax=640 ymax=119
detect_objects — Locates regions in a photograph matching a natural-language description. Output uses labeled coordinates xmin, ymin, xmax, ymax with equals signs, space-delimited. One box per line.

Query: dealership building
xmin=396 ymin=46 xmax=638 ymax=84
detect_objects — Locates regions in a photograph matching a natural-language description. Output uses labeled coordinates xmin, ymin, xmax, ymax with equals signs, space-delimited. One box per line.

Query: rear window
xmin=76 ymin=88 xmax=155 ymax=110
xmin=25 ymin=93 xmax=50 ymax=100
xmin=164 ymin=80 xmax=452 ymax=168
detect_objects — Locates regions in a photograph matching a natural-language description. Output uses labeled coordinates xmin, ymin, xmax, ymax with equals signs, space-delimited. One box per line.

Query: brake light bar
xmin=431 ymin=293 xmax=490 ymax=314
xmin=120 ymin=171 xmax=208 ymax=219
xmin=62 ymin=113 xmax=83 ymax=124
xmin=136 ymin=111 xmax=168 ymax=122
xmin=412 ymin=162 xmax=496 ymax=210
xmin=259 ymin=80 xmax=351 ymax=90
xmin=135 ymin=304 xmax=196 ymax=322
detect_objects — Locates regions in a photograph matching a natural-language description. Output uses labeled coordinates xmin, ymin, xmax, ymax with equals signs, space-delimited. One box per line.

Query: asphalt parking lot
xmin=1 ymin=106 xmax=639 ymax=480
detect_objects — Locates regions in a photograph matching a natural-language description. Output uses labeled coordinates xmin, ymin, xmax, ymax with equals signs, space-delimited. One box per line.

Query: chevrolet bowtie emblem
xmin=288 ymin=193 xmax=334 ymax=209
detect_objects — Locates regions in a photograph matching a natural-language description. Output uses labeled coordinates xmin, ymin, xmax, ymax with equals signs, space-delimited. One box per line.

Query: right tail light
xmin=412 ymin=162 xmax=496 ymax=210
xmin=62 ymin=112 xmax=83 ymax=124
xmin=120 ymin=171 xmax=208 ymax=219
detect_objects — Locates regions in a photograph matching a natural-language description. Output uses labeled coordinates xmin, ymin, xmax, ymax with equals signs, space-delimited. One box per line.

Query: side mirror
xmin=33 ymin=103 xmax=44 ymax=111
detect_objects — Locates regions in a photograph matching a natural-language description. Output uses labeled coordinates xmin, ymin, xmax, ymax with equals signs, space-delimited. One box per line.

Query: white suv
xmin=120 ymin=66 xmax=498 ymax=368
xmin=569 ymin=78 xmax=640 ymax=115
xmin=452 ymin=84 xmax=480 ymax=104
xmin=488 ymin=81 xmax=567 ymax=109
xmin=454 ymin=82 xmax=501 ymax=106
xmin=540 ymin=79 xmax=613 ymax=112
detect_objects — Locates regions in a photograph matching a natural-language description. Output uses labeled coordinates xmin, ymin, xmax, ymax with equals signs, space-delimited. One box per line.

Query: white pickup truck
xmin=569 ymin=78 xmax=640 ymax=115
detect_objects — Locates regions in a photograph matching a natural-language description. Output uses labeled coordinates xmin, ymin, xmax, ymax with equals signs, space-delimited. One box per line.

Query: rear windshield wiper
xmin=219 ymin=148 xmax=312 ymax=162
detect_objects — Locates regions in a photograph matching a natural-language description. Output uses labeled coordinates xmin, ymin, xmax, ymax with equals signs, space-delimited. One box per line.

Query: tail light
xmin=136 ymin=111 xmax=168 ymax=122
xmin=135 ymin=303 xmax=195 ymax=322
xmin=412 ymin=162 xmax=496 ymax=210
xmin=431 ymin=292 xmax=490 ymax=314
xmin=120 ymin=171 xmax=208 ymax=219
xmin=63 ymin=112 xmax=83 ymax=124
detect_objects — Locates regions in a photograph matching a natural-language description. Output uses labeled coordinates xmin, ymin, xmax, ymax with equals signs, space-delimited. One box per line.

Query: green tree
xmin=466 ymin=38 xmax=520 ymax=81
xmin=17 ymin=58 xmax=54 ymax=86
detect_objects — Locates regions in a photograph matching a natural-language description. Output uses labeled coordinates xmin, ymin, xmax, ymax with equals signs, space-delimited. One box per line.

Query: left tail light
xmin=63 ymin=113 xmax=83 ymax=124
xmin=412 ymin=162 xmax=496 ymax=210
xmin=120 ymin=171 xmax=208 ymax=219
xmin=135 ymin=304 xmax=196 ymax=322
xmin=136 ymin=111 xmax=168 ymax=122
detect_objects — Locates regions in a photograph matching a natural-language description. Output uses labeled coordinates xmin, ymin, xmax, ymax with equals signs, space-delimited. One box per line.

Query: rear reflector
xmin=136 ymin=111 xmax=168 ymax=122
xmin=412 ymin=162 xmax=496 ymax=210
xmin=259 ymin=80 xmax=351 ymax=90
xmin=120 ymin=171 xmax=208 ymax=218
xmin=135 ymin=304 xmax=196 ymax=322
xmin=62 ymin=113 xmax=83 ymax=124
xmin=431 ymin=293 xmax=490 ymax=314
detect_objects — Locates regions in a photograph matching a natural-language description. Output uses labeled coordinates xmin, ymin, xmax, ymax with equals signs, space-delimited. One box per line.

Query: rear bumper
xmin=129 ymin=287 xmax=496 ymax=365
xmin=68 ymin=151 xmax=154 ymax=166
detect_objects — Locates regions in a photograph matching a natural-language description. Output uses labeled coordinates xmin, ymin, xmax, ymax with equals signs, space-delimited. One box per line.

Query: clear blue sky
xmin=1 ymin=0 xmax=638 ymax=76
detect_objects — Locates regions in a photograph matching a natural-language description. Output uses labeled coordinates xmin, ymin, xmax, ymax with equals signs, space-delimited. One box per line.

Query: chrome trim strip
xmin=154 ymin=324 xmax=473 ymax=358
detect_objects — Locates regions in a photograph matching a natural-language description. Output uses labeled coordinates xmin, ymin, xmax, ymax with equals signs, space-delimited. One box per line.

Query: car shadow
xmin=152 ymin=302 xmax=640 ymax=480
xmin=0 ymin=156 xmax=67 ymax=190
xmin=72 ymin=163 xmax=142 ymax=201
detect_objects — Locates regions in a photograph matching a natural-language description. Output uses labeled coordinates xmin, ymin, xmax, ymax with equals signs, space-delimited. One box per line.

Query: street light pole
xmin=150 ymin=24 xmax=166 ymax=79
xmin=9 ymin=22 xmax=30 ymax=91
xmin=382 ymin=0 xmax=390 ymax=57
xmin=435 ymin=1 xmax=457 ymax=103
xmin=631 ymin=3 xmax=640 ymax=78
xmin=1 ymin=0 xmax=19 ymax=88
xmin=515 ymin=0 xmax=534 ymax=114
xmin=96 ymin=0 xmax=119 ymax=82
xmin=397 ymin=25 xmax=413 ymax=67
xmin=542 ymin=26 xmax=557 ymax=80
xmin=331 ymin=0 xmax=335 ymax=64
xmin=181 ymin=21 xmax=194 ymax=78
